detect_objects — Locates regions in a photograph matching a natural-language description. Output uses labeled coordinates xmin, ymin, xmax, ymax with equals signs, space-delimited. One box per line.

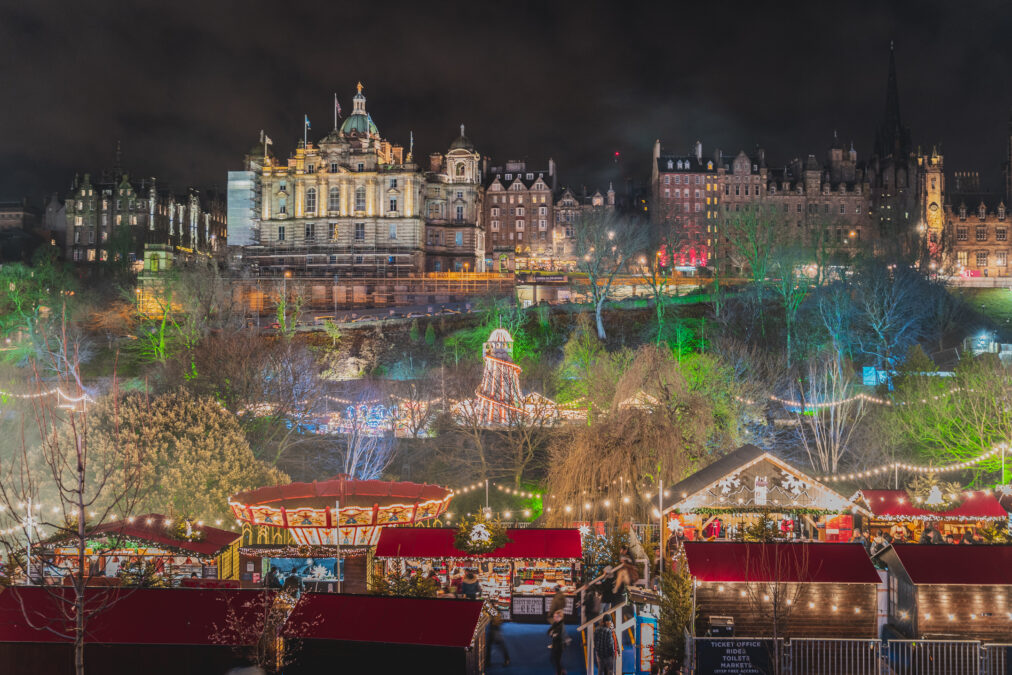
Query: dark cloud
xmin=1 ymin=0 xmax=1010 ymax=200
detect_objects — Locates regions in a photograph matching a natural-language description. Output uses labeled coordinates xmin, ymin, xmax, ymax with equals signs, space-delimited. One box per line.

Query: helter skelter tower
xmin=474 ymin=328 xmax=524 ymax=425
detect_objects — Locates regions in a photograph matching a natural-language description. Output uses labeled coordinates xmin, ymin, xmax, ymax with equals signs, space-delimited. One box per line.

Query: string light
xmin=820 ymin=444 xmax=1008 ymax=482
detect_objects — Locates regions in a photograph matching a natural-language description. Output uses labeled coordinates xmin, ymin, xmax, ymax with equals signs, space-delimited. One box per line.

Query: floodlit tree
xmin=791 ymin=356 xmax=867 ymax=474
xmin=769 ymin=244 xmax=811 ymax=366
xmin=573 ymin=210 xmax=648 ymax=339
xmin=84 ymin=389 xmax=289 ymax=521
xmin=657 ymin=553 xmax=696 ymax=672
xmin=638 ymin=220 xmax=685 ymax=344
xmin=850 ymin=261 xmax=930 ymax=368
xmin=0 ymin=246 xmax=73 ymax=345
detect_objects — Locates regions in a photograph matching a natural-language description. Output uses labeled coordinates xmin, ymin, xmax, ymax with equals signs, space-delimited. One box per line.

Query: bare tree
xmin=741 ymin=543 xmax=812 ymax=675
xmin=769 ymin=244 xmax=811 ymax=366
xmin=496 ymin=392 xmax=556 ymax=487
xmin=638 ymin=220 xmax=685 ymax=344
xmin=0 ymin=344 xmax=143 ymax=675
xmin=850 ymin=262 xmax=930 ymax=368
xmin=574 ymin=211 xmax=649 ymax=339
xmin=337 ymin=394 xmax=398 ymax=480
xmin=792 ymin=356 xmax=867 ymax=474
xmin=723 ymin=209 xmax=778 ymax=333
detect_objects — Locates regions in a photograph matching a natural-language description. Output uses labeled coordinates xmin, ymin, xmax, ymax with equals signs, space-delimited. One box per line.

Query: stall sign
xmin=754 ymin=477 xmax=768 ymax=506
xmin=543 ymin=596 xmax=574 ymax=614
xmin=695 ymin=639 xmax=776 ymax=674
xmin=636 ymin=615 xmax=657 ymax=675
xmin=512 ymin=596 xmax=543 ymax=615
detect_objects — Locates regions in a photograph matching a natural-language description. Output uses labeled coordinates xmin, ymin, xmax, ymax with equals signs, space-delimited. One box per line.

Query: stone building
xmin=650 ymin=141 xmax=721 ymax=267
xmin=248 ymin=83 xmax=424 ymax=278
xmin=424 ymin=125 xmax=485 ymax=273
xmin=552 ymin=184 xmax=615 ymax=266
xmin=64 ymin=171 xmax=225 ymax=266
xmin=482 ymin=159 xmax=556 ymax=271
xmin=941 ymin=171 xmax=1010 ymax=277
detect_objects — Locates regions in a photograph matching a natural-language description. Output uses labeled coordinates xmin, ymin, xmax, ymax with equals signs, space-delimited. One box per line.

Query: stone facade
xmin=650 ymin=141 xmax=720 ymax=267
xmin=424 ymin=125 xmax=485 ymax=273
xmin=553 ymin=185 xmax=615 ymax=266
xmin=64 ymin=172 xmax=225 ymax=266
xmin=482 ymin=159 xmax=556 ymax=271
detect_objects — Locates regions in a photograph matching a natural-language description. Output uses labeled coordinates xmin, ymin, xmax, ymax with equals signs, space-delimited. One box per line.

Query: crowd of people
xmin=850 ymin=524 xmax=987 ymax=555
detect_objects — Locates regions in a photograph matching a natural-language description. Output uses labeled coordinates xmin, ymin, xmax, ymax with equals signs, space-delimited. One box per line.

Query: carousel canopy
xmin=374 ymin=527 xmax=582 ymax=560
xmin=44 ymin=513 xmax=237 ymax=557
xmin=661 ymin=444 xmax=860 ymax=515
xmin=683 ymin=542 xmax=880 ymax=584
xmin=0 ymin=587 xmax=270 ymax=645
xmin=854 ymin=489 xmax=1008 ymax=521
xmin=885 ymin=544 xmax=1012 ymax=585
xmin=283 ymin=593 xmax=486 ymax=648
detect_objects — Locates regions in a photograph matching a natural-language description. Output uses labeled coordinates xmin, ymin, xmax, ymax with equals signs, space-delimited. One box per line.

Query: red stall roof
xmin=890 ymin=544 xmax=1012 ymax=585
xmin=374 ymin=528 xmax=582 ymax=559
xmin=282 ymin=593 xmax=485 ymax=648
xmin=857 ymin=489 xmax=1008 ymax=520
xmin=45 ymin=514 xmax=238 ymax=557
xmin=0 ymin=587 xmax=269 ymax=645
xmin=683 ymin=542 xmax=881 ymax=584
xmin=231 ymin=475 xmax=451 ymax=510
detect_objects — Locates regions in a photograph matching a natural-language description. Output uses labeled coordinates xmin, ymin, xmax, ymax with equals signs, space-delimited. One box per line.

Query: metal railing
xmin=688 ymin=638 xmax=1012 ymax=674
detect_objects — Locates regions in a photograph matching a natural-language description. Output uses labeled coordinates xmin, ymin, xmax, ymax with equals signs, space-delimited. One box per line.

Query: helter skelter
xmin=474 ymin=327 xmax=525 ymax=424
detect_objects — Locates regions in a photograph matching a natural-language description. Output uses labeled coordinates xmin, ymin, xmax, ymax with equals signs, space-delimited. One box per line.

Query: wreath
xmin=905 ymin=475 xmax=964 ymax=512
xmin=169 ymin=517 xmax=206 ymax=543
xmin=453 ymin=515 xmax=510 ymax=555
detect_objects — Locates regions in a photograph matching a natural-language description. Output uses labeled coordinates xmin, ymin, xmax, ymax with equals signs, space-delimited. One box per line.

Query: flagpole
xmin=334 ymin=93 xmax=338 ymax=130
xmin=304 ymin=115 xmax=308 ymax=148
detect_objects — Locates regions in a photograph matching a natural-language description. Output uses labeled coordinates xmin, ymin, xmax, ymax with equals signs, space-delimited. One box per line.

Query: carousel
xmin=228 ymin=475 xmax=452 ymax=591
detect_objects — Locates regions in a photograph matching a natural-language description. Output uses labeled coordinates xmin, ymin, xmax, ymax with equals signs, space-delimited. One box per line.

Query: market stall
xmin=229 ymin=475 xmax=452 ymax=591
xmin=38 ymin=514 xmax=238 ymax=586
xmin=851 ymin=488 xmax=1008 ymax=542
xmin=374 ymin=527 xmax=582 ymax=622
xmin=661 ymin=445 xmax=865 ymax=543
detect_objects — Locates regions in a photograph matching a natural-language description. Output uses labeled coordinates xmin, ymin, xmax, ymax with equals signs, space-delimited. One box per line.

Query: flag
xmin=335 ymin=93 xmax=342 ymax=119
xmin=304 ymin=114 xmax=311 ymax=130
xmin=264 ymin=134 xmax=273 ymax=146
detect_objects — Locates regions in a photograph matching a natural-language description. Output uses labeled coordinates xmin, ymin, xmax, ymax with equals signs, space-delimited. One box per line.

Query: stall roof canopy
xmin=683 ymin=542 xmax=880 ymax=584
xmin=0 ymin=587 xmax=268 ymax=644
xmin=855 ymin=489 xmax=1008 ymax=520
xmin=887 ymin=544 xmax=1012 ymax=585
xmin=231 ymin=475 xmax=450 ymax=511
xmin=282 ymin=593 xmax=485 ymax=648
xmin=45 ymin=514 xmax=237 ymax=557
xmin=374 ymin=528 xmax=582 ymax=559
xmin=661 ymin=444 xmax=858 ymax=515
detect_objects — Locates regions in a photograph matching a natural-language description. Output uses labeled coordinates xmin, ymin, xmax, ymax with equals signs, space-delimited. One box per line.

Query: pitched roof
xmin=683 ymin=542 xmax=880 ymax=584
xmin=888 ymin=544 xmax=1012 ymax=585
xmin=662 ymin=444 xmax=766 ymax=510
xmin=0 ymin=587 xmax=269 ymax=645
xmin=281 ymin=593 xmax=485 ymax=648
xmin=47 ymin=514 xmax=237 ymax=557
xmin=374 ymin=527 xmax=582 ymax=559
xmin=230 ymin=476 xmax=450 ymax=511
xmin=855 ymin=489 xmax=1008 ymax=520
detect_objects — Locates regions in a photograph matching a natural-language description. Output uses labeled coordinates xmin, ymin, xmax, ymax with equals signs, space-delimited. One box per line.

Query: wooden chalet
xmin=683 ymin=541 xmax=882 ymax=639
xmin=876 ymin=544 xmax=1012 ymax=640
xmin=662 ymin=445 xmax=865 ymax=541
xmin=853 ymin=489 xmax=1008 ymax=542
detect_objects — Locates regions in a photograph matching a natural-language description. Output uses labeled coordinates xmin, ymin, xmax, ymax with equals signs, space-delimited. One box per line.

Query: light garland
xmin=736 ymin=387 xmax=970 ymax=411
xmin=820 ymin=445 xmax=1006 ymax=482
xmin=0 ymin=388 xmax=94 ymax=404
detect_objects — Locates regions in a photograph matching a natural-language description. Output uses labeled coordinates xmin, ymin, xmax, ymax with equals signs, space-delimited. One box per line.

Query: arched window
xmin=354 ymin=186 xmax=366 ymax=211
xmin=455 ymin=162 xmax=465 ymax=177
xmin=328 ymin=187 xmax=340 ymax=211
xmin=305 ymin=188 xmax=316 ymax=214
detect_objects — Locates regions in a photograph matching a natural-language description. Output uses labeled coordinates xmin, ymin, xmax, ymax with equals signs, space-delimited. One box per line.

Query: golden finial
xmin=356 ymin=81 xmax=363 ymax=94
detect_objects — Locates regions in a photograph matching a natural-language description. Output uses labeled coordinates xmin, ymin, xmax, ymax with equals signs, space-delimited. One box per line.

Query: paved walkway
xmin=487 ymin=623 xmax=637 ymax=674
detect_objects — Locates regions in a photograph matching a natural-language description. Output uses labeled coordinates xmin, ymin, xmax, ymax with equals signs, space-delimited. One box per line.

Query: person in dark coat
xmin=594 ymin=614 xmax=619 ymax=675
xmin=460 ymin=570 xmax=481 ymax=600
xmin=486 ymin=613 xmax=510 ymax=666
xmin=547 ymin=609 xmax=568 ymax=675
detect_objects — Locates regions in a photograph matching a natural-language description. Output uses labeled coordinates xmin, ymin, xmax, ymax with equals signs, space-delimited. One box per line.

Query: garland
xmin=453 ymin=515 xmax=510 ymax=555
xmin=905 ymin=475 xmax=964 ymax=513
xmin=687 ymin=506 xmax=845 ymax=517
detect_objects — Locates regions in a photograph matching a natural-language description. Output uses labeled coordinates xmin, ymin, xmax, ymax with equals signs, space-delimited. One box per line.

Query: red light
xmin=614 ymin=151 xmax=620 ymax=157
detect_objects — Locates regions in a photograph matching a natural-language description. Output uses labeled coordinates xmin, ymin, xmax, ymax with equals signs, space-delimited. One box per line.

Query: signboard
xmin=695 ymin=639 xmax=777 ymax=675
xmin=636 ymin=615 xmax=657 ymax=675
xmin=754 ymin=476 xmax=768 ymax=506
xmin=512 ymin=596 xmax=543 ymax=615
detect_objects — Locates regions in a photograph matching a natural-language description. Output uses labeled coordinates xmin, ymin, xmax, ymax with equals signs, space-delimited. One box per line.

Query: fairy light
xmin=820 ymin=444 xmax=1008 ymax=482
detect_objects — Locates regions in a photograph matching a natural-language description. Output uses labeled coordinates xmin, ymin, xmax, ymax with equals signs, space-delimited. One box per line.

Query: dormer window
xmin=505 ymin=174 xmax=512 ymax=180
xmin=707 ymin=161 xmax=713 ymax=170
xmin=667 ymin=160 xmax=673 ymax=170
xmin=1000 ymin=205 xmax=1007 ymax=221
xmin=526 ymin=173 xmax=533 ymax=180
xmin=979 ymin=204 xmax=987 ymax=220
xmin=677 ymin=160 xmax=684 ymax=170
xmin=959 ymin=205 xmax=967 ymax=220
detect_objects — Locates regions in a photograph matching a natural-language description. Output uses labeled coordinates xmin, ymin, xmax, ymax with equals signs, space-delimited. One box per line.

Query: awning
xmin=374 ymin=527 xmax=582 ymax=559
xmin=683 ymin=541 xmax=881 ymax=583
xmin=855 ymin=489 xmax=1008 ymax=520
xmin=45 ymin=513 xmax=238 ymax=557
xmin=888 ymin=544 xmax=1012 ymax=585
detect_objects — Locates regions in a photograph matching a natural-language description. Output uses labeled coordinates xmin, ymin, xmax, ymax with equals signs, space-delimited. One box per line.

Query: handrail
xmin=574 ymin=570 xmax=611 ymax=596
xmin=578 ymin=601 xmax=628 ymax=631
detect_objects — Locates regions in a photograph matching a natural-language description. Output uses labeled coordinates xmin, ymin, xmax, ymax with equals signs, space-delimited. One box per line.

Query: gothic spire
xmin=874 ymin=41 xmax=911 ymax=159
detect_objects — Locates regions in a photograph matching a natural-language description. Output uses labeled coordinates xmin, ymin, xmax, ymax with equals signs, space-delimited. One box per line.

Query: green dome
xmin=340 ymin=113 xmax=378 ymax=137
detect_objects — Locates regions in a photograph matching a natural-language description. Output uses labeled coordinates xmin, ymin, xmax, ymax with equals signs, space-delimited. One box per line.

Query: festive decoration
xmin=474 ymin=328 xmax=524 ymax=424
xmin=169 ymin=517 xmax=206 ymax=542
xmin=820 ymin=444 xmax=1007 ymax=482
xmin=453 ymin=514 xmax=510 ymax=555
xmin=688 ymin=506 xmax=845 ymax=517
xmin=905 ymin=475 xmax=965 ymax=512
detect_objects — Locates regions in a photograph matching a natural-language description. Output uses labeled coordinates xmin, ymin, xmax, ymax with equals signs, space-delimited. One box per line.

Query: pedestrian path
xmin=487 ymin=622 xmax=638 ymax=674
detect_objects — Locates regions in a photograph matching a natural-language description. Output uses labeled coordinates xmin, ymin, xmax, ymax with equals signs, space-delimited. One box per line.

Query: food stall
xmin=661 ymin=445 xmax=866 ymax=542
xmin=229 ymin=475 xmax=452 ymax=592
xmin=851 ymin=488 xmax=1008 ymax=542
xmin=39 ymin=513 xmax=238 ymax=585
xmin=374 ymin=527 xmax=583 ymax=622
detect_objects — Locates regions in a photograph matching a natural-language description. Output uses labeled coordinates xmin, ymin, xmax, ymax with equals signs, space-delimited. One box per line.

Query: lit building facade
xmin=482 ymin=160 xmax=557 ymax=271
xmin=424 ymin=126 xmax=485 ymax=273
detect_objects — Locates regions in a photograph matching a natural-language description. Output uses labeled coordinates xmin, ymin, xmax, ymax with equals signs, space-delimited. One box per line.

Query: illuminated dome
xmin=339 ymin=82 xmax=379 ymax=137
xmin=229 ymin=475 xmax=451 ymax=546
xmin=449 ymin=123 xmax=474 ymax=151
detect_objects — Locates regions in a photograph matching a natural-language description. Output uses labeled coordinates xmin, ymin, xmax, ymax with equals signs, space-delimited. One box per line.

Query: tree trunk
xmin=595 ymin=298 xmax=607 ymax=340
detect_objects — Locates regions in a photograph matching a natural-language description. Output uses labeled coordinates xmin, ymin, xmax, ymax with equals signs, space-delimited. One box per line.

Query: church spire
xmin=874 ymin=41 xmax=911 ymax=159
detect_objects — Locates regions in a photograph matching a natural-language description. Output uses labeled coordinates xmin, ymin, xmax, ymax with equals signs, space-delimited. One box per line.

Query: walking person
xmin=461 ymin=570 xmax=481 ymax=600
xmin=594 ymin=614 xmax=619 ymax=675
xmin=547 ymin=609 xmax=568 ymax=675
xmin=486 ymin=613 xmax=510 ymax=666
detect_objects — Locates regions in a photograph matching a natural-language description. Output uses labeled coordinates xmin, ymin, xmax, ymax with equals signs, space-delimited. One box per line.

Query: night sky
xmin=2 ymin=0 xmax=1011 ymax=202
